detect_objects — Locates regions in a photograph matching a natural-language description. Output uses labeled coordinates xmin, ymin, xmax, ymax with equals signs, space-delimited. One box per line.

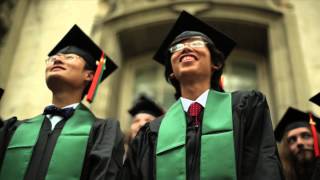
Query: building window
xmin=224 ymin=59 xmax=258 ymax=92
xmin=118 ymin=53 xmax=175 ymax=128
xmin=130 ymin=57 xmax=175 ymax=110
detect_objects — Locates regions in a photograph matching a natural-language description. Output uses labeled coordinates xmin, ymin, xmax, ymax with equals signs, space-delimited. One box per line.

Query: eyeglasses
xmin=45 ymin=54 xmax=80 ymax=64
xmin=169 ymin=40 xmax=208 ymax=53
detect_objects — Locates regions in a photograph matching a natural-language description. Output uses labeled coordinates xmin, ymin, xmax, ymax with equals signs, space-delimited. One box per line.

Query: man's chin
xmin=178 ymin=67 xmax=207 ymax=79
xmin=46 ymin=74 xmax=63 ymax=82
xmin=46 ymin=75 xmax=67 ymax=89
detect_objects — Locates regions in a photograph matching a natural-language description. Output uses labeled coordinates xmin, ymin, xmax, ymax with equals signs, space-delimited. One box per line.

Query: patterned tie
xmin=188 ymin=102 xmax=203 ymax=127
xmin=43 ymin=105 xmax=75 ymax=119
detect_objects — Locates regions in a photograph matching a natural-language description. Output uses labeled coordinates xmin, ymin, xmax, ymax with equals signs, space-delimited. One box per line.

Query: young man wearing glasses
xmin=0 ymin=25 xmax=124 ymax=180
xmin=121 ymin=11 xmax=283 ymax=180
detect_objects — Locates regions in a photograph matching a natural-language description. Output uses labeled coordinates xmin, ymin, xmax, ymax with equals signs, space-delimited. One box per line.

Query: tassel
xmin=86 ymin=52 xmax=106 ymax=103
xmin=309 ymin=113 xmax=320 ymax=157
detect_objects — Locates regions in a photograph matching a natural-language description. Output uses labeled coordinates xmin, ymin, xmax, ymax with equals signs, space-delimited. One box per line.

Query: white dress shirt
xmin=45 ymin=103 xmax=79 ymax=130
xmin=180 ymin=89 xmax=209 ymax=112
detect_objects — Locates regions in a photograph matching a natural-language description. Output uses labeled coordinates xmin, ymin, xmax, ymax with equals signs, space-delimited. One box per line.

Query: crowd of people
xmin=0 ymin=10 xmax=319 ymax=180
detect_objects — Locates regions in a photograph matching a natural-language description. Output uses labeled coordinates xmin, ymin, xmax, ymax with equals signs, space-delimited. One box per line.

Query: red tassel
xmin=86 ymin=52 xmax=105 ymax=103
xmin=309 ymin=113 xmax=320 ymax=157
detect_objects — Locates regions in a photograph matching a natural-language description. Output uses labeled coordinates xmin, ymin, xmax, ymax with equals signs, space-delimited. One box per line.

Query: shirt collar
xmin=63 ymin=103 xmax=79 ymax=109
xmin=180 ymin=89 xmax=209 ymax=112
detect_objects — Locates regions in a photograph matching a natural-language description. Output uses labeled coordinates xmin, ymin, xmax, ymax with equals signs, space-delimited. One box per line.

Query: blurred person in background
xmin=128 ymin=94 xmax=164 ymax=140
xmin=275 ymin=106 xmax=320 ymax=180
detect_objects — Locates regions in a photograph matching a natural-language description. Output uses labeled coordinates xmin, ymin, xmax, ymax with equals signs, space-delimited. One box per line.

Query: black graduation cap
xmin=153 ymin=10 xmax=236 ymax=65
xmin=48 ymin=25 xmax=118 ymax=102
xmin=48 ymin=24 xmax=117 ymax=80
xmin=128 ymin=95 xmax=164 ymax=118
xmin=0 ymin=88 xmax=3 ymax=101
xmin=274 ymin=107 xmax=320 ymax=142
xmin=310 ymin=92 xmax=320 ymax=106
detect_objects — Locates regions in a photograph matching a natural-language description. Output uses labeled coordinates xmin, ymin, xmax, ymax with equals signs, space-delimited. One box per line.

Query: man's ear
xmin=211 ymin=64 xmax=222 ymax=72
xmin=169 ymin=73 xmax=176 ymax=80
xmin=85 ymin=70 xmax=94 ymax=81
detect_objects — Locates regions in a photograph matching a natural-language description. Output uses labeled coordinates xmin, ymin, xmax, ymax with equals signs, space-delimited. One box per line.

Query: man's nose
xmin=296 ymin=137 xmax=305 ymax=149
xmin=52 ymin=57 xmax=63 ymax=64
xmin=181 ymin=45 xmax=193 ymax=53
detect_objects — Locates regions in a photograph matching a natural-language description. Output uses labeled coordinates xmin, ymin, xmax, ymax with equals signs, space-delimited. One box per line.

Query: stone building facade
xmin=0 ymin=0 xmax=319 ymax=131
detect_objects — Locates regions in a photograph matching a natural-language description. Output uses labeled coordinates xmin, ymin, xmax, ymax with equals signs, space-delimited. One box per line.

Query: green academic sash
xmin=0 ymin=114 xmax=43 ymax=180
xmin=156 ymin=90 xmax=237 ymax=180
xmin=0 ymin=104 xmax=94 ymax=180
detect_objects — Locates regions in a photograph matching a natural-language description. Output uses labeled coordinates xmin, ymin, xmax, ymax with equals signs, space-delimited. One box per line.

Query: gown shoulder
xmin=83 ymin=117 xmax=125 ymax=180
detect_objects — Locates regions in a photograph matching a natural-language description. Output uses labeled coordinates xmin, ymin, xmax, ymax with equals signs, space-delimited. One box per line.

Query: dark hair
xmin=279 ymin=133 xmax=298 ymax=180
xmin=164 ymin=43 xmax=226 ymax=99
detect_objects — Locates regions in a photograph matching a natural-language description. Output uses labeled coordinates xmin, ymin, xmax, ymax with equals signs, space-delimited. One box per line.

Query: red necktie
xmin=188 ymin=102 xmax=203 ymax=127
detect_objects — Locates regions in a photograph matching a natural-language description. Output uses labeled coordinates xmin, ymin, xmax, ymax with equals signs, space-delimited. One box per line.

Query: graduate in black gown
xmin=0 ymin=25 xmax=124 ymax=180
xmin=274 ymin=106 xmax=320 ymax=180
xmin=120 ymin=11 xmax=283 ymax=180
xmin=128 ymin=95 xmax=164 ymax=140
xmin=124 ymin=95 xmax=164 ymax=157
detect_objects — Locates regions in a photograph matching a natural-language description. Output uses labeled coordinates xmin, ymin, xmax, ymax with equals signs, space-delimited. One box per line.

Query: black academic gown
xmin=120 ymin=90 xmax=284 ymax=180
xmin=0 ymin=104 xmax=124 ymax=180
xmin=312 ymin=158 xmax=320 ymax=179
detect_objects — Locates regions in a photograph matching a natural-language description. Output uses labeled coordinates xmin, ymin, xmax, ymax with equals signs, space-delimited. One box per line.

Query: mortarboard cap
xmin=48 ymin=25 xmax=118 ymax=102
xmin=128 ymin=95 xmax=164 ymax=118
xmin=274 ymin=107 xmax=320 ymax=142
xmin=310 ymin=92 xmax=320 ymax=107
xmin=153 ymin=10 xmax=236 ymax=65
xmin=48 ymin=24 xmax=117 ymax=81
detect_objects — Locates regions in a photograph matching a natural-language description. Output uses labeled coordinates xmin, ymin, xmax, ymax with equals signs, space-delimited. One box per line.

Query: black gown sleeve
xmin=238 ymin=91 xmax=284 ymax=180
xmin=81 ymin=118 xmax=125 ymax=180
xmin=0 ymin=117 xmax=20 ymax=171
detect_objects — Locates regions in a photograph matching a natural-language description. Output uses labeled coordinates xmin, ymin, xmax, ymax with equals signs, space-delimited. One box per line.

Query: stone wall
xmin=288 ymin=0 xmax=320 ymax=113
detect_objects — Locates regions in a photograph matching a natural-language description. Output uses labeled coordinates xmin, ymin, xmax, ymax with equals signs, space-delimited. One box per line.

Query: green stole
xmin=156 ymin=90 xmax=237 ymax=180
xmin=0 ymin=104 xmax=94 ymax=180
